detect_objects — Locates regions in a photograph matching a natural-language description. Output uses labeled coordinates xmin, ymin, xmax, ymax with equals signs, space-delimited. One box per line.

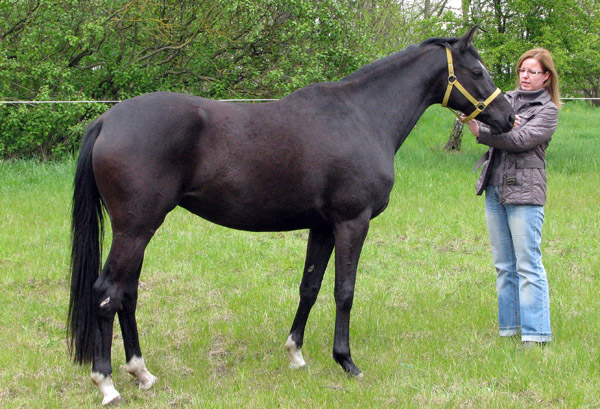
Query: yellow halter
xmin=441 ymin=47 xmax=502 ymax=123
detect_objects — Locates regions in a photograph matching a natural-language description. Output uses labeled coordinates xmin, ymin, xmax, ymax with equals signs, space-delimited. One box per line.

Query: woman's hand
xmin=463 ymin=115 xmax=521 ymax=138
xmin=464 ymin=117 xmax=480 ymax=137
xmin=513 ymin=115 xmax=521 ymax=128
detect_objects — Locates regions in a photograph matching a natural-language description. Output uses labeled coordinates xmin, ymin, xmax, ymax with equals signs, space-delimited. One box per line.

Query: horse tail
xmin=67 ymin=119 xmax=105 ymax=365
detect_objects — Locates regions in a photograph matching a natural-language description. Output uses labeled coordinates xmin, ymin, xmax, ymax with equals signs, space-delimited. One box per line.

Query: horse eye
xmin=472 ymin=68 xmax=483 ymax=78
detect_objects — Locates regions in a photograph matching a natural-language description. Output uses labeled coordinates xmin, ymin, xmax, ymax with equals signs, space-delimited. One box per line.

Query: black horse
xmin=68 ymin=27 xmax=514 ymax=405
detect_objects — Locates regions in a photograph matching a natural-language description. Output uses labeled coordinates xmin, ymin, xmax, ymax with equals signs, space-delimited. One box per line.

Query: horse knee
xmin=299 ymin=282 xmax=321 ymax=301
xmin=334 ymin=289 xmax=354 ymax=311
xmin=93 ymin=278 xmax=123 ymax=315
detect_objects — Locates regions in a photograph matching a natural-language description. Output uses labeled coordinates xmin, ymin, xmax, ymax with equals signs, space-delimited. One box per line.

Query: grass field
xmin=0 ymin=103 xmax=598 ymax=408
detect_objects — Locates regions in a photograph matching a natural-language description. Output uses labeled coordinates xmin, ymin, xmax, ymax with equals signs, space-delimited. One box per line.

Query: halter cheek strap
xmin=441 ymin=47 xmax=502 ymax=123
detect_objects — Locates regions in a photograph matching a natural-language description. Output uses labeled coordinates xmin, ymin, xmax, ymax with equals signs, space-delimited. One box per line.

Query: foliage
xmin=0 ymin=0 xmax=371 ymax=159
xmin=462 ymin=0 xmax=600 ymax=102
xmin=0 ymin=0 xmax=598 ymax=159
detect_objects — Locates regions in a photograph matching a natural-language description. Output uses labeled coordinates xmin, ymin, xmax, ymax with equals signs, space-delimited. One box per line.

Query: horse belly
xmin=181 ymin=119 xmax=329 ymax=231
xmin=178 ymin=190 xmax=325 ymax=232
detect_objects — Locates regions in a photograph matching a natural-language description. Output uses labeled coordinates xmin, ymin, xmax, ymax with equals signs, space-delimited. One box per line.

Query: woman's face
xmin=519 ymin=57 xmax=550 ymax=91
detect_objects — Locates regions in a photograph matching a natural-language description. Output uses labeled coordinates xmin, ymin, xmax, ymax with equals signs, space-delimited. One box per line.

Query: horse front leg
xmin=332 ymin=215 xmax=370 ymax=377
xmin=286 ymin=227 xmax=335 ymax=369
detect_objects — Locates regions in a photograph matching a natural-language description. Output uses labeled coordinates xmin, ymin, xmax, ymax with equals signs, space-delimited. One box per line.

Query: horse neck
xmin=341 ymin=45 xmax=446 ymax=152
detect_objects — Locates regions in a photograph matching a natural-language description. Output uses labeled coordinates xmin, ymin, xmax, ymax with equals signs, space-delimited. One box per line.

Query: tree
xmin=464 ymin=0 xmax=600 ymax=98
xmin=0 ymin=0 xmax=370 ymax=158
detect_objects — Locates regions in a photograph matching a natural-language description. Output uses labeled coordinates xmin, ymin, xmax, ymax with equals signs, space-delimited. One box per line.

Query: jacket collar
xmin=506 ymin=88 xmax=551 ymax=105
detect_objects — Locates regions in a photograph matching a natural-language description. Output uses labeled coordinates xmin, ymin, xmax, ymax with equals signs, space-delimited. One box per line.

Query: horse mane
xmin=340 ymin=45 xmax=421 ymax=82
xmin=341 ymin=35 xmax=481 ymax=83
xmin=421 ymin=36 xmax=483 ymax=61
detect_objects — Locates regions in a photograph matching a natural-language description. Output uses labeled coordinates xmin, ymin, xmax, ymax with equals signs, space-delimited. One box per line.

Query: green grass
xmin=1 ymin=102 xmax=599 ymax=408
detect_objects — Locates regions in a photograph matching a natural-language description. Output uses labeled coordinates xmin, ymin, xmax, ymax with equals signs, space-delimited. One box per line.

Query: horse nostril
xmin=508 ymin=113 xmax=515 ymax=125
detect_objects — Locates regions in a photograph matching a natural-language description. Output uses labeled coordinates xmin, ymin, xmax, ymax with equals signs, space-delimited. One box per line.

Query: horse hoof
xmin=289 ymin=361 xmax=307 ymax=370
xmin=91 ymin=372 xmax=121 ymax=406
xmin=285 ymin=335 xmax=307 ymax=369
xmin=139 ymin=373 xmax=157 ymax=391
xmin=124 ymin=356 xmax=156 ymax=391
xmin=102 ymin=393 xmax=122 ymax=406
xmin=344 ymin=366 xmax=363 ymax=378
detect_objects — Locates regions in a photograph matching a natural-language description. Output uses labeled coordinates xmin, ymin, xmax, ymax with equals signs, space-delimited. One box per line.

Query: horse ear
xmin=458 ymin=25 xmax=479 ymax=53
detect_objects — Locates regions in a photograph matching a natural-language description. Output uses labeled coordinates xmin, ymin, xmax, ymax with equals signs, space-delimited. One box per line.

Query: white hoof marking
xmin=124 ymin=356 xmax=157 ymax=391
xmin=285 ymin=335 xmax=307 ymax=369
xmin=91 ymin=372 xmax=121 ymax=406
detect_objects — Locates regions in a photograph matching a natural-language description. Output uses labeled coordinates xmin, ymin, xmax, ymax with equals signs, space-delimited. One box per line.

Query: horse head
xmin=439 ymin=26 xmax=515 ymax=134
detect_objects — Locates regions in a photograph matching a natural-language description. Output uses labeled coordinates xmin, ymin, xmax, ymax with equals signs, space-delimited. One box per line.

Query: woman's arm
xmin=476 ymin=104 xmax=558 ymax=152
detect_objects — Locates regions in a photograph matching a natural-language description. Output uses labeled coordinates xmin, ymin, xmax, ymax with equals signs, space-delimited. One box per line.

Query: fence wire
xmin=1 ymin=97 xmax=598 ymax=105
xmin=0 ymin=99 xmax=278 ymax=104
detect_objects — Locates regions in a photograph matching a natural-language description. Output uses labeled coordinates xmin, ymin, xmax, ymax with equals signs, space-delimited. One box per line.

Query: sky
xmin=448 ymin=0 xmax=462 ymax=11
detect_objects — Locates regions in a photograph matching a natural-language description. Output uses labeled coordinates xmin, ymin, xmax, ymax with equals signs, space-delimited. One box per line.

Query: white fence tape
xmin=0 ymin=98 xmax=597 ymax=105
xmin=0 ymin=99 xmax=278 ymax=104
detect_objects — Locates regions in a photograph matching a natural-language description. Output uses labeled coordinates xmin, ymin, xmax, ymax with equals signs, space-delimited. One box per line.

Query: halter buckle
xmin=448 ymin=75 xmax=457 ymax=84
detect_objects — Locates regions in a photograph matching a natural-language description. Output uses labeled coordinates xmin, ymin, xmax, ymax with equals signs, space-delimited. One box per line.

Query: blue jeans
xmin=484 ymin=186 xmax=551 ymax=342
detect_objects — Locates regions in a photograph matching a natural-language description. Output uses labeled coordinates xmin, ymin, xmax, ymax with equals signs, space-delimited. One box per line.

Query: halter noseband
xmin=441 ymin=46 xmax=502 ymax=123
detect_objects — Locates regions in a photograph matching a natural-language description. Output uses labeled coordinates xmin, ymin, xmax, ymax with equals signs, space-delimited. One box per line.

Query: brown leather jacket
xmin=474 ymin=89 xmax=558 ymax=205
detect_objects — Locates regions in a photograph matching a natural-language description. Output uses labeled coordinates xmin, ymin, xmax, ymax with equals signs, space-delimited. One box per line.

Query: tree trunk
xmin=444 ymin=118 xmax=464 ymax=151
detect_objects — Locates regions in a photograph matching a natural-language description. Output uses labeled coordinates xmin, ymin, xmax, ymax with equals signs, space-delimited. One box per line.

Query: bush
xmin=0 ymin=100 xmax=109 ymax=160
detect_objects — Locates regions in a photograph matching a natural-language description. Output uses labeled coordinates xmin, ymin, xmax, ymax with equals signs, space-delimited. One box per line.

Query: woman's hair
xmin=517 ymin=48 xmax=562 ymax=110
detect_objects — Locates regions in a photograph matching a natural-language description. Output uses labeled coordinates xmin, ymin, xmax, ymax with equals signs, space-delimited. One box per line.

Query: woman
xmin=467 ymin=48 xmax=560 ymax=346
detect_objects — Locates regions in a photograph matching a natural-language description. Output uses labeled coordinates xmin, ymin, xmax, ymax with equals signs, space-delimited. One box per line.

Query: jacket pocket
xmin=517 ymin=105 xmax=544 ymax=121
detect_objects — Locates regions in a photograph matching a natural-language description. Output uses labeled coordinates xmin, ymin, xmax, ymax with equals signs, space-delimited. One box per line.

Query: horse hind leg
xmin=90 ymin=271 xmax=121 ymax=406
xmin=91 ymin=233 xmax=156 ymax=405
xmin=118 ymin=262 xmax=157 ymax=391
xmin=286 ymin=227 xmax=334 ymax=369
xmin=90 ymin=305 xmax=120 ymax=406
xmin=120 ymin=316 xmax=156 ymax=392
